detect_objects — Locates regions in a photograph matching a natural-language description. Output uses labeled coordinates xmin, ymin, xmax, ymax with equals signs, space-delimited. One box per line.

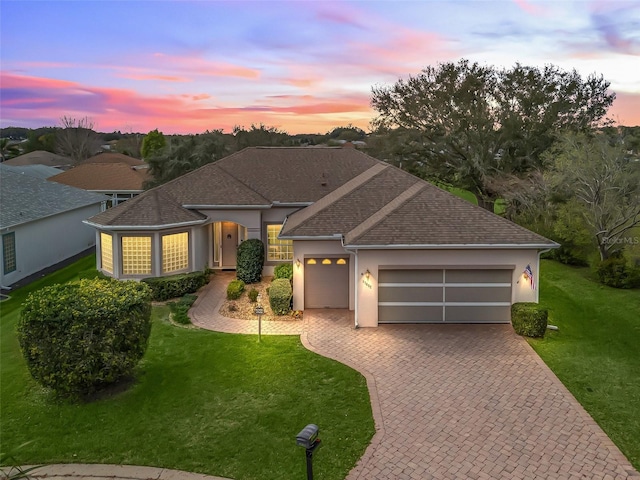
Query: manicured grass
xmin=0 ymin=259 xmax=374 ymax=480
xmin=532 ymin=260 xmax=640 ymax=469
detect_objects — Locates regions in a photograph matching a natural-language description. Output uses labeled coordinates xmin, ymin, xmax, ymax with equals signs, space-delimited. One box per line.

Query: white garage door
xmin=378 ymin=268 xmax=512 ymax=323
xmin=304 ymin=257 xmax=349 ymax=309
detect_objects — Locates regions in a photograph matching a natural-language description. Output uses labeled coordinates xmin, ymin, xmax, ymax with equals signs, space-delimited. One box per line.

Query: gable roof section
xmin=82 ymin=152 xmax=146 ymax=167
xmin=282 ymin=162 xmax=557 ymax=248
xmin=0 ymin=164 xmax=63 ymax=179
xmin=85 ymin=189 xmax=206 ymax=229
xmin=0 ymin=165 xmax=108 ymax=229
xmin=3 ymin=150 xmax=72 ymax=168
xmin=48 ymin=163 xmax=149 ymax=191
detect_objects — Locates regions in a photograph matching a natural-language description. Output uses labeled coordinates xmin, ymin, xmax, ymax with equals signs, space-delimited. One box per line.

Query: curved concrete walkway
xmin=1 ymin=464 xmax=230 ymax=480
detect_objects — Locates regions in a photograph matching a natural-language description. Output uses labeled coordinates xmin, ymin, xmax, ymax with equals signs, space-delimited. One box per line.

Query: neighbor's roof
xmin=0 ymin=165 xmax=108 ymax=229
xmin=3 ymin=150 xmax=72 ymax=168
xmin=0 ymin=164 xmax=63 ymax=179
xmin=48 ymin=162 xmax=150 ymax=192
xmin=81 ymin=152 xmax=146 ymax=167
xmin=281 ymin=163 xmax=557 ymax=247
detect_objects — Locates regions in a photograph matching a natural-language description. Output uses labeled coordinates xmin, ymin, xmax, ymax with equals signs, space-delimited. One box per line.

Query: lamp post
xmin=255 ymin=293 xmax=264 ymax=342
xmin=296 ymin=424 xmax=320 ymax=480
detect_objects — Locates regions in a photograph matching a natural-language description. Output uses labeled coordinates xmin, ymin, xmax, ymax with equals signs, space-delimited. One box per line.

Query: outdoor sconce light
xmin=365 ymin=269 xmax=371 ymax=279
xmin=296 ymin=424 xmax=320 ymax=480
xmin=296 ymin=258 xmax=301 ymax=268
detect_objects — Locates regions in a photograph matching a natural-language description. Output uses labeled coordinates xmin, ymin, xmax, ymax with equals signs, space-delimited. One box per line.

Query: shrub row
xmin=17 ymin=278 xmax=152 ymax=398
xmin=227 ymin=279 xmax=245 ymax=300
xmin=269 ymin=278 xmax=292 ymax=315
xmin=142 ymin=271 xmax=209 ymax=301
xmin=511 ymin=303 xmax=548 ymax=338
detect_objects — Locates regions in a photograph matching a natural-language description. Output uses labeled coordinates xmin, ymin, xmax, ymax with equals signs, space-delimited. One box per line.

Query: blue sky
xmin=1 ymin=0 xmax=639 ymax=134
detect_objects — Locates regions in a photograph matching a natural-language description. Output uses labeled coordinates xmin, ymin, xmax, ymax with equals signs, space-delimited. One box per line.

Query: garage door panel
xmin=379 ymin=269 xmax=443 ymax=283
xmin=379 ymin=286 xmax=443 ymax=303
xmin=446 ymin=287 xmax=512 ymax=303
xmin=445 ymin=305 xmax=511 ymax=323
xmin=379 ymin=305 xmax=443 ymax=323
xmin=446 ymin=269 xmax=512 ymax=283
xmin=305 ymin=260 xmax=349 ymax=309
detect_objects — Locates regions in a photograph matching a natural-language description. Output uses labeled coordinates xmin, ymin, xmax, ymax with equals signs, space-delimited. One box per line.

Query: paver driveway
xmin=302 ymin=310 xmax=638 ymax=480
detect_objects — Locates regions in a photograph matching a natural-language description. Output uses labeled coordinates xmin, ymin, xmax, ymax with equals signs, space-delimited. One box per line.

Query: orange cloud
xmin=151 ymin=53 xmax=261 ymax=79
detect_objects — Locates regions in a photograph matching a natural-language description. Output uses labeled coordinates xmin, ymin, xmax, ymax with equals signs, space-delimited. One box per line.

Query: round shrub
xmin=273 ymin=263 xmax=293 ymax=281
xmin=226 ymin=279 xmax=245 ymax=300
xmin=248 ymin=288 xmax=259 ymax=303
xmin=511 ymin=303 xmax=548 ymax=338
xmin=596 ymin=255 xmax=640 ymax=289
xmin=236 ymin=239 xmax=264 ymax=284
xmin=17 ymin=279 xmax=152 ymax=398
xmin=269 ymin=278 xmax=292 ymax=315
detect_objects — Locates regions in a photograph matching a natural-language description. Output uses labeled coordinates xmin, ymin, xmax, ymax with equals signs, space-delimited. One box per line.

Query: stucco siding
xmin=192 ymin=225 xmax=209 ymax=271
xmin=1 ymin=204 xmax=100 ymax=286
xmin=355 ymin=249 xmax=540 ymax=327
xmin=197 ymin=209 xmax=262 ymax=240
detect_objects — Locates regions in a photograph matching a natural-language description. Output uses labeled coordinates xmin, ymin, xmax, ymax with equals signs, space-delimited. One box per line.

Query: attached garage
xmin=304 ymin=257 xmax=349 ymax=308
xmin=378 ymin=267 xmax=513 ymax=324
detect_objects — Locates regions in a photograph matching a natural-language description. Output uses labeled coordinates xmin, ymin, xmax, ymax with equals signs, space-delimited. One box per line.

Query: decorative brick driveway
xmin=302 ymin=311 xmax=638 ymax=480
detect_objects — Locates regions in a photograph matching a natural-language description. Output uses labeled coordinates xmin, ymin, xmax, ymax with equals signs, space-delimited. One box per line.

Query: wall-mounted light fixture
xmin=296 ymin=258 xmax=301 ymax=268
xmin=364 ymin=269 xmax=371 ymax=280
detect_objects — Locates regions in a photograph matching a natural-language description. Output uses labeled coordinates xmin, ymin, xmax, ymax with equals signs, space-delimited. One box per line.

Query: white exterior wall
xmin=291 ymin=240 xmax=354 ymax=311
xmin=1 ymin=204 xmax=101 ymax=286
xmin=198 ymin=210 xmax=262 ymax=239
xmin=192 ymin=225 xmax=209 ymax=271
xmin=354 ymin=249 xmax=540 ymax=327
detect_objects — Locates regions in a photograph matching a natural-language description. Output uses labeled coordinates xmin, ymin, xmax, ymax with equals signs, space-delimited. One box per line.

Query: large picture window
xmin=267 ymin=224 xmax=293 ymax=261
xmin=122 ymin=236 xmax=151 ymax=275
xmin=162 ymin=232 xmax=189 ymax=273
xmin=2 ymin=232 xmax=16 ymax=274
xmin=100 ymin=232 xmax=113 ymax=274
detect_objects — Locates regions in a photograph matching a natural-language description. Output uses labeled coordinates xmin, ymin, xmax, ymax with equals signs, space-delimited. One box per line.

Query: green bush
xmin=168 ymin=294 xmax=198 ymax=324
xmin=511 ymin=303 xmax=548 ymax=338
xmin=142 ymin=271 xmax=208 ymax=301
xmin=17 ymin=279 xmax=152 ymax=398
xmin=227 ymin=279 xmax=245 ymax=300
xmin=273 ymin=263 xmax=293 ymax=281
xmin=236 ymin=239 xmax=264 ymax=284
xmin=596 ymin=255 xmax=640 ymax=289
xmin=248 ymin=288 xmax=259 ymax=303
xmin=269 ymin=278 xmax=292 ymax=315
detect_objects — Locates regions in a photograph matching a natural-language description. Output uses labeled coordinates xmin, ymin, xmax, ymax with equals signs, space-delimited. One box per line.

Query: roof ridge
xmin=345 ymin=182 xmax=426 ymax=245
xmin=282 ymin=163 xmax=388 ymax=234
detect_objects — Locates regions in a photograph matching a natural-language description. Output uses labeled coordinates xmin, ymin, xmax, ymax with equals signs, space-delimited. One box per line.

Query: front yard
xmin=0 ymin=257 xmax=374 ymax=480
xmin=534 ymin=259 xmax=640 ymax=470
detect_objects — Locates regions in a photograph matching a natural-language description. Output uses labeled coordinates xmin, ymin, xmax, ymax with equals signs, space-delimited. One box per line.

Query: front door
xmin=221 ymin=222 xmax=238 ymax=268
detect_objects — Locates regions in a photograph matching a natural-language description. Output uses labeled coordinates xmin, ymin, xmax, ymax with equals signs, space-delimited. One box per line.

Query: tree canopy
xmin=141 ymin=129 xmax=166 ymax=159
xmin=370 ymin=59 xmax=615 ymax=210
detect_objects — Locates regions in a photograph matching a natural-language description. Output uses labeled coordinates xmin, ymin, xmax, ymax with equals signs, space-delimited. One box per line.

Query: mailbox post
xmin=296 ymin=424 xmax=320 ymax=480
xmin=255 ymin=294 xmax=264 ymax=342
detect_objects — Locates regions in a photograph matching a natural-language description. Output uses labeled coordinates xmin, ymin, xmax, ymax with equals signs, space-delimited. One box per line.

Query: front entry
xmin=221 ymin=222 xmax=238 ymax=268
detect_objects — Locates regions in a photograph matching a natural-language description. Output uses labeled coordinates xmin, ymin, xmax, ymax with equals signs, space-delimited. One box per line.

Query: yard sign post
xmin=255 ymin=294 xmax=264 ymax=342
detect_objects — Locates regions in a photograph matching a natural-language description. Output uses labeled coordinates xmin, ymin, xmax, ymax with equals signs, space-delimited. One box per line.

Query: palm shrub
xmin=269 ymin=278 xmax=292 ymax=315
xmin=236 ymin=239 xmax=264 ymax=284
xmin=17 ymin=278 xmax=152 ymax=399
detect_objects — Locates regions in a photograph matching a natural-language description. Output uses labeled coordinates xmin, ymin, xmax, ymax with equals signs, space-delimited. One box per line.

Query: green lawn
xmin=533 ymin=260 xmax=640 ymax=469
xmin=1 ymin=258 xmax=375 ymax=480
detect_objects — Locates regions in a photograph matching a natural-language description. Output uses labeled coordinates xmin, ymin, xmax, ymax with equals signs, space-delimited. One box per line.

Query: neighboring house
xmin=85 ymin=147 xmax=558 ymax=327
xmin=81 ymin=152 xmax=146 ymax=167
xmin=0 ymin=164 xmax=63 ymax=179
xmin=0 ymin=165 xmax=107 ymax=288
xmin=48 ymin=162 xmax=150 ymax=207
xmin=3 ymin=150 xmax=73 ymax=170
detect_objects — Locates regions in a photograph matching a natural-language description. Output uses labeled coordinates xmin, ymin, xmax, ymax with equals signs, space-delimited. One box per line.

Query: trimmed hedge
xmin=17 ymin=278 xmax=152 ymax=398
xmin=274 ymin=263 xmax=293 ymax=281
xmin=227 ymin=279 xmax=245 ymax=300
xmin=511 ymin=303 xmax=548 ymax=338
xmin=236 ymin=239 xmax=264 ymax=284
xmin=142 ymin=271 xmax=209 ymax=301
xmin=269 ymin=278 xmax=292 ymax=315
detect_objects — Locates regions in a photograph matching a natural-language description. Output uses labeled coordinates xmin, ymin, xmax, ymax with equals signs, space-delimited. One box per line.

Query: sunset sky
xmin=1 ymin=0 xmax=639 ymax=135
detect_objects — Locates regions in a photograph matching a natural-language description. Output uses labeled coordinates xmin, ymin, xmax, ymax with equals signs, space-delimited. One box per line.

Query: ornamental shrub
xmin=274 ymin=263 xmax=293 ymax=281
xmin=511 ymin=303 xmax=548 ymax=338
xmin=227 ymin=279 xmax=245 ymax=300
xmin=269 ymin=278 xmax=292 ymax=315
xmin=596 ymin=255 xmax=640 ymax=289
xmin=167 ymin=294 xmax=198 ymax=324
xmin=248 ymin=288 xmax=259 ymax=303
xmin=236 ymin=239 xmax=264 ymax=284
xmin=17 ymin=278 xmax=152 ymax=398
xmin=142 ymin=271 xmax=209 ymax=301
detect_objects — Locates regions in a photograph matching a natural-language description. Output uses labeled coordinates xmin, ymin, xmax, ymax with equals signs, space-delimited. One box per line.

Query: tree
xmin=546 ymin=131 xmax=640 ymax=261
xmin=232 ymin=124 xmax=293 ymax=150
xmin=371 ymin=59 xmax=615 ymax=211
xmin=0 ymin=138 xmax=20 ymax=161
xmin=56 ymin=116 xmax=102 ymax=164
xmin=23 ymin=130 xmax=56 ymax=154
xmin=141 ymin=129 xmax=166 ymax=159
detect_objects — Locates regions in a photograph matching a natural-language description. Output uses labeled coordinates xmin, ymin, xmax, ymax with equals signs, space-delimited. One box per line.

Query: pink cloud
xmin=150 ymin=53 xmax=261 ymax=79
xmin=513 ymin=0 xmax=547 ymax=16
xmin=117 ymin=73 xmax=190 ymax=82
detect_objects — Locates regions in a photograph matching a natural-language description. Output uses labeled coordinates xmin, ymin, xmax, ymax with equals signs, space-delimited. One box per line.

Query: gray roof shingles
xmin=0 ymin=165 xmax=108 ymax=229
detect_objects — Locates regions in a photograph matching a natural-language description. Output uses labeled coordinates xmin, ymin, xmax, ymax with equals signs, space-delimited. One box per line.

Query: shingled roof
xmin=49 ymin=163 xmax=150 ymax=191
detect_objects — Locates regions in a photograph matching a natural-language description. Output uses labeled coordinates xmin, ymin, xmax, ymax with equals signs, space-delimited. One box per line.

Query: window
xmin=267 ymin=224 xmax=293 ymax=261
xmin=307 ymin=259 xmax=316 ymax=265
xmin=337 ymin=258 xmax=347 ymax=265
xmin=122 ymin=236 xmax=152 ymax=275
xmin=2 ymin=232 xmax=16 ymax=274
xmin=162 ymin=232 xmax=189 ymax=273
xmin=322 ymin=258 xmax=332 ymax=264
xmin=100 ymin=232 xmax=113 ymax=274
